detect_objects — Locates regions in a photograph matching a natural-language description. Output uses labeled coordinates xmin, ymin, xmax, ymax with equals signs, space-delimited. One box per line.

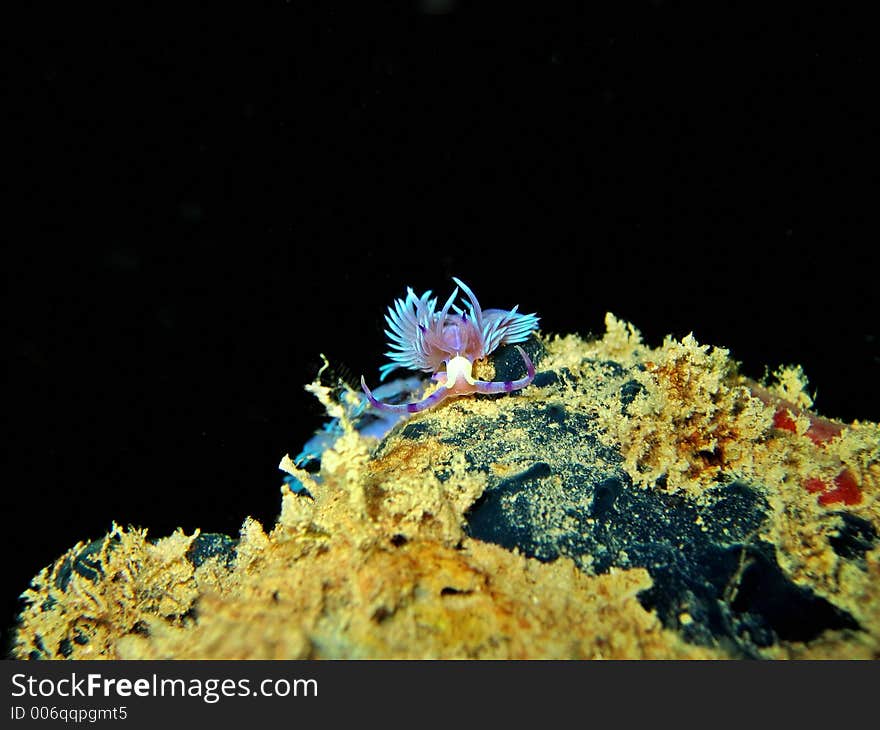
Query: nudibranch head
xmin=361 ymin=278 xmax=539 ymax=414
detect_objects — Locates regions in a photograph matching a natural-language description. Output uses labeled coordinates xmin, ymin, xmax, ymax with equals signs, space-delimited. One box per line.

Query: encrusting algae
xmin=13 ymin=314 xmax=879 ymax=659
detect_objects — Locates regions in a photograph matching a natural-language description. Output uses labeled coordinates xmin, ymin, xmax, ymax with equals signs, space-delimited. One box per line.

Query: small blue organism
xmin=282 ymin=474 xmax=313 ymax=498
xmin=361 ymin=277 xmax=539 ymax=413
xmin=292 ymin=375 xmax=424 ymax=468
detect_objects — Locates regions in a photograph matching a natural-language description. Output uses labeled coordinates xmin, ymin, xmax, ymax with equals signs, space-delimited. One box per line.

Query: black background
xmin=6 ymin=4 xmax=876 ymax=653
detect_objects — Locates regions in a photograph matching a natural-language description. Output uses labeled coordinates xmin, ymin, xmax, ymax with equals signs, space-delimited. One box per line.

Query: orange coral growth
xmin=749 ymin=383 xmax=860 ymax=506
xmin=771 ymin=405 xmax=844 ymax=446
xmin=817 ymin=469 xmax=862 ymax=506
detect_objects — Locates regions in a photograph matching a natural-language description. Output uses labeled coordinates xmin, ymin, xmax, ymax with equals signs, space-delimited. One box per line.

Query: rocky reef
xmin=13 ymin=315 xmax=879 ymax=659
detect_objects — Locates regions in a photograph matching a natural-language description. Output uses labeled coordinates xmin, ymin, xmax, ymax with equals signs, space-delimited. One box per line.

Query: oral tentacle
xmin=361 ymin=375 xmax=451 ymax=414
xmin=472 ymin=346 xmax=536 ymax=395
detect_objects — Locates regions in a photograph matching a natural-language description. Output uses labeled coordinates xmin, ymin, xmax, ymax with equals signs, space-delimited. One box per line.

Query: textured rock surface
xmin=13 ymin=315 xmax=880 ymax=659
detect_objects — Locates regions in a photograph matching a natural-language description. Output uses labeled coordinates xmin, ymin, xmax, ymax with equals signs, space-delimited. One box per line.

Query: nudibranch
xmin=360 ymin=277 xmax=539 ymax=413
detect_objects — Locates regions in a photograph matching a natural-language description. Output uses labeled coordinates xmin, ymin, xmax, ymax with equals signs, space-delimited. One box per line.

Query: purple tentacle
xmin=361 ymin=376 xmax=451 ymax=414
xmin=472 ymin=346 xmax=536 ymax=395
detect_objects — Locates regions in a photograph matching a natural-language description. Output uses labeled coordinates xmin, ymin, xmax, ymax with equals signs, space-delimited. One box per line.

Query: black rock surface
xmin=449 ymin=356 xmax=863 ymax=658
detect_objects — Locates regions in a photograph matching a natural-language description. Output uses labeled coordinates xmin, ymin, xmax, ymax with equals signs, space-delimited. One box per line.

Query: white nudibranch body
xmin=437 ymin=354 xmax=480 ymax=396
